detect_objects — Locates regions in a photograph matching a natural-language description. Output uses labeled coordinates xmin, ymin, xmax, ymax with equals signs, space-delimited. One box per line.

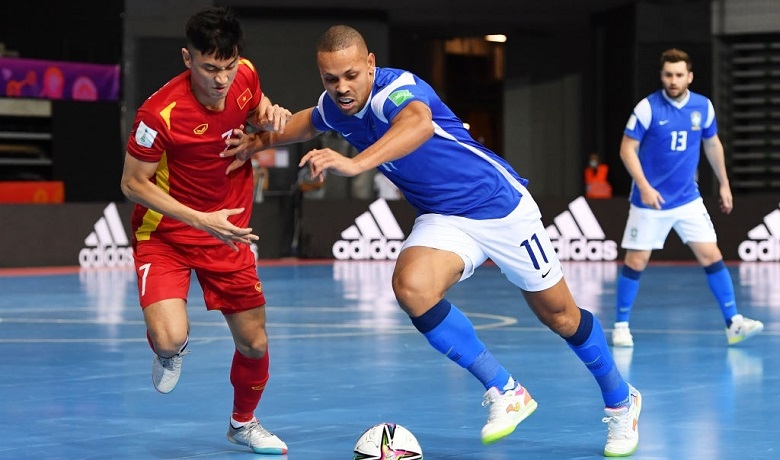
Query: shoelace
xmin=482 ymin=390 xmax=501 ymax=408
xmin=159 ymin=350 xmax=190 ymax=370
xmin=241 ymin=420 xmax=274 ymax=440
xmin=482 ymin=390 xmax=515 ymax=422
xmin=602 ymin=411 xmax=630 ymax=440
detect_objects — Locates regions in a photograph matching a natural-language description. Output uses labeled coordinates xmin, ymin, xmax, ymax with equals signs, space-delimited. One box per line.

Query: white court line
xmin=0 ymin=312 xmax=518 ymax=343
xmin=501 ymin=325 xmax=779 ymax=337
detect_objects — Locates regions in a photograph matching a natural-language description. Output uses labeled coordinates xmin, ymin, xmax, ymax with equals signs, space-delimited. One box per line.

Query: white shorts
xmin=400 ymin=187 xmax=563 ymax=292
xmin=621 ymin=197 xmax=717 ymax=250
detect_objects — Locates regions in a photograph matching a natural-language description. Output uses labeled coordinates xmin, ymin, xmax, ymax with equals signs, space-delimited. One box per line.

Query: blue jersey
xmin=624 ymin=89 xmax=717 ymax=209
xmin=310 ymin=67 xmax=528 ymax=219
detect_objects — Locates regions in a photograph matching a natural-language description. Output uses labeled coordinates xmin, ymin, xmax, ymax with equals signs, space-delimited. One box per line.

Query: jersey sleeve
xmin=624 ymin=98 xmax=651 ymax=141
xmin=702 ymin=98 xmax=718 ymax=139
xmin=238 ymin=58 xmax=262 ymax=114
xmin=127 ymin=106 xmax=170 ymax=163
xmin=372 ymin=72 xmax=431 ymax=124
xmin=311 ymin=92 xmax=332 ymax=132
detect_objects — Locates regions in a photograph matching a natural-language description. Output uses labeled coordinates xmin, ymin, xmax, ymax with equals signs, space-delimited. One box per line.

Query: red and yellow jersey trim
xmin=135 ymin=152 xmax=171 ymax=241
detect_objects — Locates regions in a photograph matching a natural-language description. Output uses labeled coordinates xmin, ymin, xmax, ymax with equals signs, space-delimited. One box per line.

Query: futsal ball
xmin=353 ymin=423 xmax=423 ymax=460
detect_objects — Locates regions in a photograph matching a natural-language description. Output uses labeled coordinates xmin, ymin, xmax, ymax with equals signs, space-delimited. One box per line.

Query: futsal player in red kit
xmin=120 ymin=7 xmax=290 ymax=455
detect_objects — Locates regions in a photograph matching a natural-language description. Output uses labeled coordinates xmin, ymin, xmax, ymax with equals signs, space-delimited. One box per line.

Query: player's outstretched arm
xmin=249 ymin=96 xmax=292 ymax=133
xmin=298 ymin=101 xmax=433 ymax=181
xmin=351 ymin=100 xmax=434 ymax=171
xmin=223 ymin=107 xmax=321 ymax=174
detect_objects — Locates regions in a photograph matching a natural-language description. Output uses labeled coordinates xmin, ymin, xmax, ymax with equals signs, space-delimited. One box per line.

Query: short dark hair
xmin=185 ymin=6 xmax=244 ymax=60
xmin=316 ymin=25 xmax=368 ymax=54
xmin=660 ymin=48 xmax=692 ymax=72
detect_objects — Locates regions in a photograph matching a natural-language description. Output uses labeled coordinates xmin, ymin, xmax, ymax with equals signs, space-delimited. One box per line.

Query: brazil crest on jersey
xmin=310 ymin=67 xmax=528 ymax=220
xmin=624 ymin=89 xmax=717 ymax=209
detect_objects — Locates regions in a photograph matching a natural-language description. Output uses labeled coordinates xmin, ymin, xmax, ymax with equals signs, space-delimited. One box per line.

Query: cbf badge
xmin=690 ymin=111 xmax=702 ymax=131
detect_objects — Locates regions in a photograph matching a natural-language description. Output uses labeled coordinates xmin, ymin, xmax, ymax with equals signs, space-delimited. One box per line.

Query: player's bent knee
xmin=528 ymin=297 xmax=580 ymax=336
xmin=150 ymin=334 xmax=188 ymax=357
xmin=392 ymin=276 xmax=442 ymax=310
xmin=235 ymin=335 xmax=268 ymax=359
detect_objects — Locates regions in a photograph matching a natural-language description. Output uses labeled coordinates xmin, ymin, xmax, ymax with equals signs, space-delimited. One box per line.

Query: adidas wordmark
xmin=79 ymin=202 xmax=134 ymax=268
xmin=545 ymin=196 xmax=617 ymax=261
xmin=739 ymin=203 xmax=780 ymax=262
xmin=332 ymin=199 xmax=405 ymax=260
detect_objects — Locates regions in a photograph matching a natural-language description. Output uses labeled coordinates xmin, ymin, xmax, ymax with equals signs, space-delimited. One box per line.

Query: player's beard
xmin=664 ymin=86 xmax=686 ymax=101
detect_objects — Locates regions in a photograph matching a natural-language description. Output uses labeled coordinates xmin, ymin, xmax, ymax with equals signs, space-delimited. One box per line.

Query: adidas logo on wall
xmin=333 ymin=198 xmax=405 ymax=260
xmin=79 ymin=202 xmax=134 ymax=268
xmin=545 ymin=196 xmax=618 ymax=261
xmin=738 ymin=202 xmax=780 ymax=262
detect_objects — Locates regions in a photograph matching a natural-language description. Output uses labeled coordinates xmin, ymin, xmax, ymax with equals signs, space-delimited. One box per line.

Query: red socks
xmin=230 ymin=348 xmax=270 ymax=422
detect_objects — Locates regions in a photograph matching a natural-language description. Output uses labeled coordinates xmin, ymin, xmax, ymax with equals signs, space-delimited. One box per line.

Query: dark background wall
xmin=0 ymin=0 xmax=774 ymax=202
xmin=599 ymin=0 xmax=714 ymax=196
xmin=0 ymin=0 xmax=124 ymax=201
xmin=1 ymin=0 xmax=779 ymax=261
xmin=0 ymin=1 xmax=123 ymax=65
xmin=0 ymin=0 xmax=780 ymax=257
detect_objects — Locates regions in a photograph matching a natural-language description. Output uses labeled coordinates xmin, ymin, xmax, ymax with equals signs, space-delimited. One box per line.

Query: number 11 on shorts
xmin=520 ymin=233 xmax=548 ymax=270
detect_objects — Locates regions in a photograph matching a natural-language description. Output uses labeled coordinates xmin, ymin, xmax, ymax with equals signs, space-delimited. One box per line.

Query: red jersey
xmin=127 ymin=59 xmax=262 ymax=245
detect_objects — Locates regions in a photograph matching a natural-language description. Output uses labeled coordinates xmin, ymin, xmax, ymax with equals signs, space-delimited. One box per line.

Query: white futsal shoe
xmin=151 ymin=350 xmax=188 ymax=394
xmin=227 ymin=418 xmax=288 ymax=455
xmin=726 ymin=314 xmax=764 ymax=345
xmin=612 ymin=322 xmax=634 ymax=348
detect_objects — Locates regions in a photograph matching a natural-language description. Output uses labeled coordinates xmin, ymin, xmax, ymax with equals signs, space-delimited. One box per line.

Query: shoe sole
xmin=153 ymin=385 xmax=176 ymax=394
xmin=152 ymin=375 xmax=178 ymax=394
xmin=728 ymin=325 xmax=764 ymax=345
xmin=227 ymin=435 xmax=288 ymax=455
xmin=152 ymin=374 xmax=179 ymax=394
xmin=481 ymin=399 xmax=538 ymax=445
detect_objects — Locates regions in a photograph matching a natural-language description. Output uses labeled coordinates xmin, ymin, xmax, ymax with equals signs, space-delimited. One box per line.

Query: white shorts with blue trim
xmin=400 ymin=186 xmax=563 ymax=292
xmin=620 ymin=197 xmax=717 ymax=250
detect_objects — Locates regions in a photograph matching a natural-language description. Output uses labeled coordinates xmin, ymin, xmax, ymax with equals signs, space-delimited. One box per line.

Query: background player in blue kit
xmin=225 ymin=25 xmax=641 ymax=457
xmin=612 ymin=48 xmax=764 ymax=348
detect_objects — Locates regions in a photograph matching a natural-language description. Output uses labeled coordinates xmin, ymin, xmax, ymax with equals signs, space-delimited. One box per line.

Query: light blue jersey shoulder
xmin=624 ymin=89 xmax=717 ymax=209
xmin=310 ymin=67 xmax=527 ymax=219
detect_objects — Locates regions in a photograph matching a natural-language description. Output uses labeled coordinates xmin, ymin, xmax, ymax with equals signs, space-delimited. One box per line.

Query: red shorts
xmin=132 ymin=238 xmax=266 ymax=314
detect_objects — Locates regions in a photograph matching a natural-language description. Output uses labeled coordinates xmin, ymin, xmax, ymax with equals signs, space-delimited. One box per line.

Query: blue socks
xmin=619 ymin=261 xmax=738 ymax=326
xmin=411 ymin=299 xmax=513 ymax=391
xmin=704 ymin=260 xmax=738 ymax=325
xmin=616 ymin=265 xmax=642 ymax=323
xmin=411 ymin=300 xmax=631 ymax=407
xmin=565 ymin=308 xmax=629 ymax=408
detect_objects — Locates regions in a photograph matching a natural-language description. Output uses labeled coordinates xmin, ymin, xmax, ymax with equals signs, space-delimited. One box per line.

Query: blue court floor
xmin=0 ymin=260 xmax=777 ymax=459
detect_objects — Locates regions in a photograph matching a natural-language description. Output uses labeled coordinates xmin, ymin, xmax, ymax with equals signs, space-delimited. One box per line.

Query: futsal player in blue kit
xmin=612 ymin=48 xmax=764 ymax=348
xmin=224 ymin=25 xmax=640 ymax=456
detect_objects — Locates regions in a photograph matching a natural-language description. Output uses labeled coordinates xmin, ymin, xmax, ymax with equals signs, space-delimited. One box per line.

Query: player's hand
xmin=222 ymin=127 xmax=262 ymax=175
xmin=298 ymin=148 xmax=360 ymax=180
xmin=196 ymin=208 xmax=259 ymax=251
xmin=639 ymin=186 xmax=664 ymax=209
xmin=258 ymin=104 xmax=292 ymax=133
xmin=719 ymin=185 xmax=733 ymax=214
